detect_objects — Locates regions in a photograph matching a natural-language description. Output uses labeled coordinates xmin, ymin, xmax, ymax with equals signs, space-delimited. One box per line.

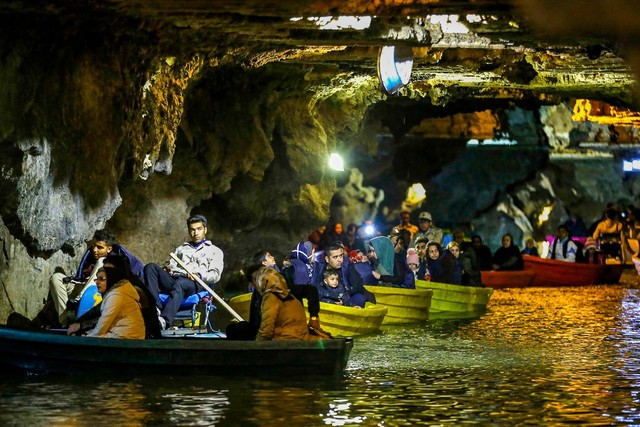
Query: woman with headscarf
xmin=426 ymin=241 xmax=457 ymax=284
xmin=492 ymin=233 xmax=524 ymax=271
xmin=368 ymin=236 xmax=410 ymax=288
xmin=284 ymin=241 xmax=315 ymax=285
xmin=254 ymin=267 xmax=320 ymax=341
xmin=86 ymin=264 xmax=145 ymax=339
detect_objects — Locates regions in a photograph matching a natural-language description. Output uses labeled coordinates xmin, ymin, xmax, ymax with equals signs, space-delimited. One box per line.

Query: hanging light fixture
xmin=378 ymin=45 xmax=414 ymax=95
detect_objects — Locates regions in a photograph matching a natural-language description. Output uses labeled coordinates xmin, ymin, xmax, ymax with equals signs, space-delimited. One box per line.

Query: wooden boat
xmin=0 ymin=326 xmax=352 ymax=376
xmin=363 ymin=285 xmax=433 ymax=324
xmin=228 ymin=293 xmax=388 ymax=337
xmin=480 ymin=269 xmax=536 ymax=289
xmin=523 ymin=254 xmax=624 ymax=286
xmin=415 ymin=280 xmax=493 ymax=319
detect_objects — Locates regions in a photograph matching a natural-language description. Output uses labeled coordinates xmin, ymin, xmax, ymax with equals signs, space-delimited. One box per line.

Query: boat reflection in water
xmin=2 ymin=276 xmax=640 ymax=425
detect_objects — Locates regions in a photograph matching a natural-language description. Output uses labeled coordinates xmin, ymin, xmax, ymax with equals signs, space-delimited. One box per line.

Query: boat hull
xmin=363 ymin=286 xmax=432 ymax=324
xmin=481 ymin=269 xmax=536 ymax=289
xmin=228 ymin=293 xmax=388 ymax=337
xmin=0 ymin=326 xmax=352 ymax=376
xmin=523 ymin=255 xmax=624 ymax=286
xmin=415 ymin=280 xmax=493 ymax=319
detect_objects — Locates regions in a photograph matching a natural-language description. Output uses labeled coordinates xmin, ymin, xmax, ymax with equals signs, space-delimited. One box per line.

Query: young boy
xmin=317 ymin=268 xmax=354 ymax=306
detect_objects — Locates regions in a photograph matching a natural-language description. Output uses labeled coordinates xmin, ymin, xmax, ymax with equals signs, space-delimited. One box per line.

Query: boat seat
xmin=159 ymin=291 xmax=216 ymax=329
xmin=77 ymin=287 xmax=215 ymax=330
xmin=158 ymin=290 xmax=211 ymax=309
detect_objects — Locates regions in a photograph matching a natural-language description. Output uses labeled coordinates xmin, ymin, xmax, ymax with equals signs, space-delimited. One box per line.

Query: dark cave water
xmin=2 ymin=280 xmax=640 ymax=426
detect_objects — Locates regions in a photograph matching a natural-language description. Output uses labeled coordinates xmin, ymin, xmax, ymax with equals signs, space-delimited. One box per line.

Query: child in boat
xmin=521 ymin=238 xmax=539 ymax=257
xmin=317 ymin=268 xmax=357 ymax=307
xmin=581 ymin=238 xmax=605 ymax=264
xmin=406 ymin=248 xmax=420 ymax=287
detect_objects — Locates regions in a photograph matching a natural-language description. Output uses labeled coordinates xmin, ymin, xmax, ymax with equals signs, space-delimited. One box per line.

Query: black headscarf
xmin=102 ymin=266 xmax=127 ymax=292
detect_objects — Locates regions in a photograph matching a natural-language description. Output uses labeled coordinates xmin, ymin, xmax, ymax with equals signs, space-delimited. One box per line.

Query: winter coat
xmin=316 ymin=282 xmax=353 ymax=306
xmin=87 ymin=280 xmax=145 ymax=339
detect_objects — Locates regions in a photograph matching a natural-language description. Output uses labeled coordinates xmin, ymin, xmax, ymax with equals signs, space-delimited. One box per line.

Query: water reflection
xmin=3 ymin=284 xmax=640 ymax=425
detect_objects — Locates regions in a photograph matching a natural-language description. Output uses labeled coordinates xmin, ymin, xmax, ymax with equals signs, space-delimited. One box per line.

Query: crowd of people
xmin=13 ymin=202 xmax=636 ymax=342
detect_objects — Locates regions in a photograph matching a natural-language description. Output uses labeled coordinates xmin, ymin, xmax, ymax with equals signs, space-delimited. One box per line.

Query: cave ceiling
xmin=2 ymin=0 xmax=638 ymax=108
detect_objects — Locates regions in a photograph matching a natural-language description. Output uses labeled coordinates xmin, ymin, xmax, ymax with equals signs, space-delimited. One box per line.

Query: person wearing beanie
xmin=406 ymin=248 xmax=420 ymax=270
xmin=581 ymin=238 xmax=605 ymax=264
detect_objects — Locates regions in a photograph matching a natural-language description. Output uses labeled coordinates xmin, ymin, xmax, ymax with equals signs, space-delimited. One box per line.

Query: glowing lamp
xmin=378 ymin=46 xmax=414 ymax=95
xmin=328 ymin=152 xmax=344 ymax=171
xmin=406 ymin=183 xmax=426 ymax=205
xmin=364 ymin=224 xmax=375 ymax=237
xmin=537 ymin=205 xmax=553 ymax=227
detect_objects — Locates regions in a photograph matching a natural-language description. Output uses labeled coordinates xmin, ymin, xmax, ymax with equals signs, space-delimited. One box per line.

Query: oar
xmin=169 ymin=252 xmax=244 ymax=322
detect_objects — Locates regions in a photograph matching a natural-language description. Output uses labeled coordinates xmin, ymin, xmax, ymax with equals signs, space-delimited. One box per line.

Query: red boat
xmin=522 ymin=255 xmax=624 ymax=286
xmin=480 ymin=269 xmax=536 ymax=289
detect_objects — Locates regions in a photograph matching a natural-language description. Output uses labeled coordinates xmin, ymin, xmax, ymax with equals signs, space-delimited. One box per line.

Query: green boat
xmin=228 ymin=293 xmax=388 ymax=337
xmin=0 ymin=326 xmax=353 ymax=376
xmin=415 ymin=280 xmax=493 ymax=319
xmin=364 ymin=285 xmax=433 ymax=324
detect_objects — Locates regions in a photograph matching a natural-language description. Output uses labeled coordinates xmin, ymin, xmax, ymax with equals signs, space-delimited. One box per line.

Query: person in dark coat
xmin=492 ymin=233 xmax=524 ymax=271
xmin=368 ymin=236 xmax=410 ymax=288
xmin=471 ymin=235 xmax=493 ymax=271
xmin=426 ymin=241 xmax=456 ymax=284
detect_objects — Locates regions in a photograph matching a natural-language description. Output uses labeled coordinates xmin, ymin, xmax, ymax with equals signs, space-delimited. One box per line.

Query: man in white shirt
xmin=548 ymin=224 xmax=578 ymax=262
xmin=144 ymin=214 xmax=224 ymax=329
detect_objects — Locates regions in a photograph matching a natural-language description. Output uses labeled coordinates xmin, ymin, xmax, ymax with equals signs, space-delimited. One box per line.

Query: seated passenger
xmin=40 ymin=229 xmax=144 ymax=329
xmin=581 ymin=238 xmax=605 ymax=264
xmin=471 ymin=235 xmax=493 ymax=271
xmin=593 ymin=208 xmax=624 ymax=261
xmin=86 ymin=265 xmax=145 ymax=339
xmin=317 ymin=268 xmax=356 ymax=306
xmin=521 ymin=238 xmax=539 ymax=257
xmin=257 ymin=247 xmax=329 ymax=336
xmin=446 ymin=241 xmax=463 ymax=285
xmin=68 ymin=253 xmax=161 ymax=338
xmin=405 ymin=248 xmax=420 ymax=287
xmin=282 ymin=241 xmax=315 ymax=285
xmin=492 ymin=233 xmax=524 ymax=270
xmin=312 ymin=242 xmax=375 ymax=306
xmin=426 ymin=241 xmax=456 ymax=283
xmin=144 ymin=214 xmax=223 ymax=330
xmin=547 ymin=225 xmax=579 ymax=263
xmin=369 ymin=236 xmax=411 ymax=288
xmin=254 ymin=267 xmax=321 ymax=341
xmin=413 ymin=236 xmax=432 ymax=281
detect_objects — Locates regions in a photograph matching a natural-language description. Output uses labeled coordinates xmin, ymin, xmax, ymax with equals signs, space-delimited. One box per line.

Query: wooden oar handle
xmin=169 ymin=253 xmax=245 ymax=322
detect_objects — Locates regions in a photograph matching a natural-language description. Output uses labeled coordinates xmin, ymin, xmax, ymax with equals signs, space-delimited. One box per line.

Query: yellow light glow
xmin=538 ymin=205 xmax=553 ymax=227
xmin=328 ymin=153 xmax=344 ymax=171
xmin=572 ymin=99 xmax=640 ymax=127
xmin=406 ymin=183 xmax=426 ymax=205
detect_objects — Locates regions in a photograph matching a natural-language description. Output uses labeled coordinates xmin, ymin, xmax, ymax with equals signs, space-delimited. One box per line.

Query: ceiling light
xmin=328 ymin=153 xmax=344 ymax=171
